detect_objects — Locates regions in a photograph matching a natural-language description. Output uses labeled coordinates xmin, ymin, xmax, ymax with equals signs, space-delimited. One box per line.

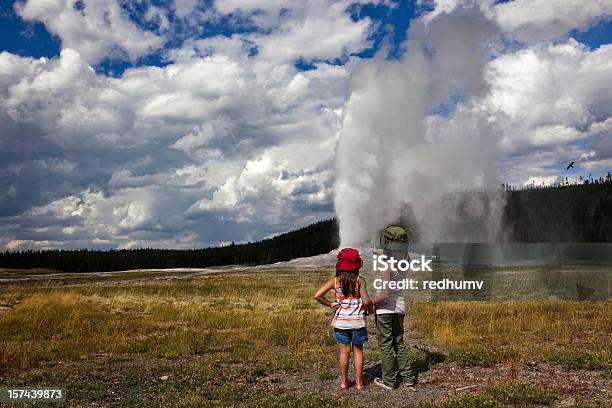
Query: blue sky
xmin=1 ymin=0 xmax=611 ymax=249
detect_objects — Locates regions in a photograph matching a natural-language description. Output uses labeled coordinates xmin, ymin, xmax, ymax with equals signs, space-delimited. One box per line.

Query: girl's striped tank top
xmin=331 ymin=277 xmax=367 ymax=330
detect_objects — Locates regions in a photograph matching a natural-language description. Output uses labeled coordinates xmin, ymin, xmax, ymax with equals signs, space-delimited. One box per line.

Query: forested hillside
xmin=1 ymin=180 xmax=611 ymax=272
xmin=504 ymin=178 xmax=612 ymax=242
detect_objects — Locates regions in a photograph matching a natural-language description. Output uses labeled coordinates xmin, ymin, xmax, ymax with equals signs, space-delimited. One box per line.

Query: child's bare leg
xmin=353 ymin=344 xmax=364 ymax=388
xmin=338 ymin=344 xmax=351 ymax=387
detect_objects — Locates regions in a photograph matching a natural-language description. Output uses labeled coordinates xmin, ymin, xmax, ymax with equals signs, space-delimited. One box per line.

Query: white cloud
xmin=493 ymin=0 xmax=612 ymax=43
xmin=1 ymin=5 xmax=357 ymax=248
xmin=251 ymin=4 xmax=372 ymax=64
xmin=421 ymin=0 xmax=612 ymax=43
xmin=15 ymin=0 xmax=164 ymax=64
xmin=431 ymin=38 xmax=612 ymax=186
xmin=530 ymin=125 xmax=584 ymax=147
xmin=523 ymin=175 xmax=558 ymax=187
xmin=173 ymin=0 xmax=199 ymax=18
xmin=581 ymin=156 xmax=612 ymax=171
xmin=171 ymin=122 xmax=228 ymax=152
xmin=214 ymin=0 xmax=286 ymax=14
xmin=481 ymin=41 xmax=612 ymax=156
xmin=214 ymin=0 xmax=376 ymax=65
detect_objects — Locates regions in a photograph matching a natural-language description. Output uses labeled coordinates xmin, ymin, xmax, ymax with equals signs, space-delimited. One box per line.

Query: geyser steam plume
xmin=335 ymin=7 xmax=507 ymax=246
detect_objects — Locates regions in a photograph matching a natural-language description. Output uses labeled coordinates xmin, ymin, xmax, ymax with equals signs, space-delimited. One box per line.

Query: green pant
xmin=376 ymin=313 xmax=415 ymax=388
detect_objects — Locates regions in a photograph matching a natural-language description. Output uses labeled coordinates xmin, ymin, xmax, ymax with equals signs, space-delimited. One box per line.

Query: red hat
xmin=336 ymin=248 xmax=363 ymax=271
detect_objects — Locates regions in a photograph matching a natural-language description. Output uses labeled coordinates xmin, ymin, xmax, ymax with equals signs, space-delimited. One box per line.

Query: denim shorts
xmin=333 ymin=327 xmax=368 ymax=345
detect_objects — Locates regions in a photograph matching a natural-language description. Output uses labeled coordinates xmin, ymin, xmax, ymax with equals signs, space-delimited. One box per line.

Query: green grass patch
xmin=449 ymin=347 xmax=518 ymax=367
xmin=548 ymin=349 xmax=612 ymax=374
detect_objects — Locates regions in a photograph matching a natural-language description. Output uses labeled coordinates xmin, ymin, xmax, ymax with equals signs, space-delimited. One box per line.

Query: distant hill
xmin=1 ymin=179 xmax=611 ymax=272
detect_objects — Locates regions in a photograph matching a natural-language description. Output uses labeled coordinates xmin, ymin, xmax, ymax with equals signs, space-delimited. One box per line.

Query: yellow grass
xmin=0 ymin=268 xmax=610 ymax=406
xmin=411 ymin=300 xmax=611 ymax=369
xmin=0 ymin=271 xmax=337 ymax=374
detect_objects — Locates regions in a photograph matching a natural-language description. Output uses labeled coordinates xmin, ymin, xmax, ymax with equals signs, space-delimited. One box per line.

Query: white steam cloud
xmin=334 ymin=7 xmax=506 ymax=246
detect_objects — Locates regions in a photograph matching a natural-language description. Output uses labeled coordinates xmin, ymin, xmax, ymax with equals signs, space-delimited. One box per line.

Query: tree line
xmin=504 ymin=177 xmax=612 ymax=242
xmin=0 ymin=219 xmax=339 ymax=272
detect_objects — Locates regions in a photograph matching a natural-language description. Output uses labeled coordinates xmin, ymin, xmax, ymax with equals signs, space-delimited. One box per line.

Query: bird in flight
xmin=566 ymin=161 xmax=575 ymax=170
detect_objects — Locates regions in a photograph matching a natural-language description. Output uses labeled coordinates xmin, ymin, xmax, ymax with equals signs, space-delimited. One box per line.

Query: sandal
xmin=340 ymin=380 xmax=355 ymax=390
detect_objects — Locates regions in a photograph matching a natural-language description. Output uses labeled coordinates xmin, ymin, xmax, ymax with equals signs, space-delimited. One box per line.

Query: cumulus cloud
xmin=15 ymin=0 xmax=165 ymax=64
xmin=493 ymin=0 xmax=612 ymax=43
xmin=421 ymin=0 xmax=612 ymax=43
xmin=482 ymin=40 xmax=612 ymax=175
xmin=423 ymin=18 xmax=612 ymax=188
xmin=1 ymin=0 xmax=374 ymax=249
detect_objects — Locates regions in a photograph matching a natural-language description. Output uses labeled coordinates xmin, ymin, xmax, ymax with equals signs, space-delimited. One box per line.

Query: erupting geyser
xmin=334 ymin=7 xmax=507 ymax=246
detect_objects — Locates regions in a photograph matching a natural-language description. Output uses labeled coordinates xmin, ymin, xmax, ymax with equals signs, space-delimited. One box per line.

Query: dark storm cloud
xmin=587 ymin=132 xmax=612 ymax=160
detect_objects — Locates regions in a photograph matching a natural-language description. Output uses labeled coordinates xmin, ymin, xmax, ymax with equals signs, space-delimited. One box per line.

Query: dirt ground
xmin=275 ymin=357 xmax=611 ymax=407
xmin=4 ymin=344 xmax=609 ymax=407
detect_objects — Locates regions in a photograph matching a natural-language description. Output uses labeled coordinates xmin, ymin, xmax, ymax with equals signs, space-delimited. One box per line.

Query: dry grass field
xmin=0 ymin=268 xmax=610 ymax=407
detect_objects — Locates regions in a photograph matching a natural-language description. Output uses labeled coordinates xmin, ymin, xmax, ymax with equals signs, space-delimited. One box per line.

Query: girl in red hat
xmin=314 ymin=248 xmax=373 ymax=391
